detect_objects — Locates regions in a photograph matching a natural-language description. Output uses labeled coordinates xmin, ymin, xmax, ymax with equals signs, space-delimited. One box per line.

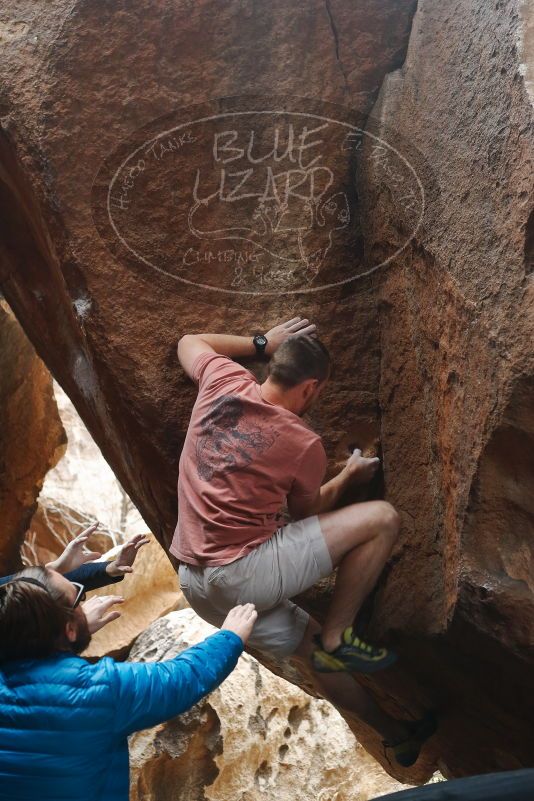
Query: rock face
xmin=356 ymin=0 xmax=534 ymax=780
xmin=0 ymin=302 xmax=65 ymax=574
xmin=0 ymin=0 xmax=532 ymax=783
xmin=128 ymin=610 xmax=409 ymax=801
xmin=0 ymin=0 xmax=417 ymax=544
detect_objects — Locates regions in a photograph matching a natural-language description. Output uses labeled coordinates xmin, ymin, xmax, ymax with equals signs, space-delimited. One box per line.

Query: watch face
xmin=255 ymin=335 xmax=267 ymax=346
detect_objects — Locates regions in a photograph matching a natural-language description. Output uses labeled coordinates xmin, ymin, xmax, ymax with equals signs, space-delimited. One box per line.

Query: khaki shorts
xmin=177 ymin=515 xmax=333 ymax=657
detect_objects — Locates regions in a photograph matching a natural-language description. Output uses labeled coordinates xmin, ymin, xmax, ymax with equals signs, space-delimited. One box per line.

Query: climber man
xmin=0 ymin=564 xmax=257 ymax=801
xmin=171 ymin=317 xmax=436 ymax=767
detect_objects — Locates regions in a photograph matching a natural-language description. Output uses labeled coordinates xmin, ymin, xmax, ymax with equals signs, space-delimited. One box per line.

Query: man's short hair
xmin=268 ymin=335 xmax=331 ymax=389
xmin=0 ymin=566 xmax=73 ymax=663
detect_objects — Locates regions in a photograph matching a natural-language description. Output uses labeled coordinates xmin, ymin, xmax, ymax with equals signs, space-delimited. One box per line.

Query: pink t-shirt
xmin=170 ymin=352 xmax=327 ymax=566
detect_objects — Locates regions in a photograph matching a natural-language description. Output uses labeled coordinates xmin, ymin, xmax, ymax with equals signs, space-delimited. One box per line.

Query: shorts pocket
xmin=178 ymin=563 xmax=190 ymax=591
xmin=207 ymin=565 xmax=226 ymax=586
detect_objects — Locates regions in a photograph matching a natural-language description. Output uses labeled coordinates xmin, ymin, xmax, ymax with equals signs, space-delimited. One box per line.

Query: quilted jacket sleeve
xmin=110 ymin=629 xmax=243 ymax=736
xmin=0 ymin=563 xmax=123 ymax=590
xmin=64 ymin=562 xmax=124 ymax=591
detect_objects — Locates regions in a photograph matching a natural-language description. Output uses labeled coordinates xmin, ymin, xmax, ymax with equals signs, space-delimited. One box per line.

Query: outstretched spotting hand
xmin=344 ymin=448 xmax=381 ymax=485
xmin=221 ymin=603 xmax=258 ymax=645
xmin=82 ymin=595 xmax=125 ymax=634
xmin=106 ymin=534 xmax=151 ymax=577
xmin=265 ymin=317 xmax=317 ymax=356
xmin=46 ymin=523 xmax=102 ymax=575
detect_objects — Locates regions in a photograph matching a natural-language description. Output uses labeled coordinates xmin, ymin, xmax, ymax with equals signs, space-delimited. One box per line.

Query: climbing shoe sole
xmin=312 ymin=629 xmax=398 ymax=674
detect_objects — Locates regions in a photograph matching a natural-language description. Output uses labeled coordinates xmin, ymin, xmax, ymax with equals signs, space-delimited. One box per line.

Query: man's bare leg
xmin=317 ymin=500 xmax=400 ymax=652
xmin=294 ymin=617 xmax=408 ymax=742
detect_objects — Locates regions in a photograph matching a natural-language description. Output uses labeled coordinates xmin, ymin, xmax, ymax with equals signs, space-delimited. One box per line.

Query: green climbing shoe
xmin=311 ymin=627 xmax=398 ymax=674
xmin=384 ymin=711 xmax=438 ymax=768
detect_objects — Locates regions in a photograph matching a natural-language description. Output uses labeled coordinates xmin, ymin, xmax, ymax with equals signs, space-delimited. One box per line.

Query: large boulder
xmin=0 ymin=0 xmax=532 ymax=782
xmin=0 ymin=301 xmax=65 ymax=574
xmin=0 ymin=0 xmax=417 ymax=545
xmin=128 ymin=609 xmax=409 ymax=801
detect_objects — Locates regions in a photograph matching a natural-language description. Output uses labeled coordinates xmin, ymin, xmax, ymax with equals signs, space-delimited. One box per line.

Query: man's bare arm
xmin=177 ymin=334 xmax=252 ymax=381
xmin=287 ymin=449 xmax=381 ymax=519
xmin=177 ymin=317 xmax=317 ymax=381
xmin=288 ymin=469 xmax=353 ymax=519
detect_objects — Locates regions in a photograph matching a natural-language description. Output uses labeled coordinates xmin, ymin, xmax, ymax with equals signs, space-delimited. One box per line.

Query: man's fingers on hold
xmin=294 ymin=324 xmax=316 ymax=336
xmin=288 ymin=318 xmax=310 ymax=331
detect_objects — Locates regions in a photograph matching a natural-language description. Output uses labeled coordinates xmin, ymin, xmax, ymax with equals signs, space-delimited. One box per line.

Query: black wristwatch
xmin=253 ymin=333 xmax=268 ymax=357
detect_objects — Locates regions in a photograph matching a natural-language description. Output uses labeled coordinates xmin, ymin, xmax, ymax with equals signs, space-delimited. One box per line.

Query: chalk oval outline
xmin=106 ymin=110 xmax=425 ymax=296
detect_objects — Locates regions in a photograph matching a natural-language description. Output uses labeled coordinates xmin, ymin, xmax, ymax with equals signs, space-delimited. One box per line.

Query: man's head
xmin=266 ymin=335 xmax=331 ymax=415
xmin=0 ymin=566 xmax=91 ymax=663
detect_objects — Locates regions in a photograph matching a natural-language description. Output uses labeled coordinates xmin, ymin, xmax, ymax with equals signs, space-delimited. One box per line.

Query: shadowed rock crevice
xmin=324 ymin=0 xmax=349 ymax=95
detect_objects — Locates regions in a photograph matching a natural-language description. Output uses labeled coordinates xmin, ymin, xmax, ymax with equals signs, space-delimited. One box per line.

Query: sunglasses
xmin=70 ymin=582 xmax=87 ymax=609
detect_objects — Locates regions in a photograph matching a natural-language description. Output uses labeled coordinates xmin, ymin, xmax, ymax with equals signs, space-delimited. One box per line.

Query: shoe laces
xmin=343 ymin=627 xmax=383 ymax=656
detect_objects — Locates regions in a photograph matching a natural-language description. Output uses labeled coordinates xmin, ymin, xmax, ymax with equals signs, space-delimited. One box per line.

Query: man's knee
xmin=344 ymin=500 xmax=399 ymax=542
xmin=375 ymin=501 xmax=400 ymax=545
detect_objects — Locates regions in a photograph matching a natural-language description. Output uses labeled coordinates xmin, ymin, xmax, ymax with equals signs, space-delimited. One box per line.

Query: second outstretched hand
xmin=45 ymin=523 xmax=102 ymax=575
xmin=82 ymin=595 xmax=125 ymax=634
xmin=221 ymin=603 xmax=258 ymax=645
xmin=106 ymin=534 xmax=151 ymax=577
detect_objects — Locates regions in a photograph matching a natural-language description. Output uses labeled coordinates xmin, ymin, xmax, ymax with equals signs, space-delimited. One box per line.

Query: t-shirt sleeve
xmin=191 ymin=351 xmax=252 ymax=392
xmin=289 ymin=438 xmax=327 ymax=500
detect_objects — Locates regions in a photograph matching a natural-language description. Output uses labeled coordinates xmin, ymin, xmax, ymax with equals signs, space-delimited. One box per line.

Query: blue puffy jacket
xmin=0 ymin=629 xmax=242 ymax=801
